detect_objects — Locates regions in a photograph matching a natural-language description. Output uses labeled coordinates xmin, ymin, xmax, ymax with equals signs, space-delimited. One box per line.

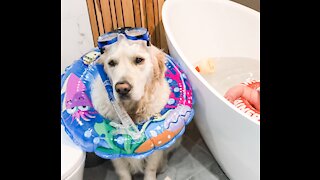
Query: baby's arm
xmin=242 ymin=86 xmax=260 ymax=111
xmin=224 ymin=85 xmax=260 ymax=111
xmin=224 ymin=84 xmax=245 ymax=103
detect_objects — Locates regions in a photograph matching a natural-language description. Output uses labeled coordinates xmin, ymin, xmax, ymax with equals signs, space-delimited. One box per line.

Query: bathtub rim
xmin=162 ymin=0 xmax=260 ymax=126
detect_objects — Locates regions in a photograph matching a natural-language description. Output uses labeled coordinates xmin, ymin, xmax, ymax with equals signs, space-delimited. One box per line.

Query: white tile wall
xmin=61 ymin=0 xmax=94 ymax=73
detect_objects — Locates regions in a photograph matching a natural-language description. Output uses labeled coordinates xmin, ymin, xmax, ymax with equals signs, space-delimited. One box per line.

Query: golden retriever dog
xmin=90 ymin=34 xmax=181 ymax=180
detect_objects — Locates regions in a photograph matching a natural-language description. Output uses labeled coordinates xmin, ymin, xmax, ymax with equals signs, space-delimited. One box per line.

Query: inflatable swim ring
xmin=61 ymin=48 xmax=194 ymax=159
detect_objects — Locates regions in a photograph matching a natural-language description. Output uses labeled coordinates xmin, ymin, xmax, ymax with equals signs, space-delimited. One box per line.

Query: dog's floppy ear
xmin=96 ymin=55 xmax=105 ymax=65
xmin=96 ymin=48 xmax=109 ymax=65
xmin=151 ymin=46 xmax=166 ymax=81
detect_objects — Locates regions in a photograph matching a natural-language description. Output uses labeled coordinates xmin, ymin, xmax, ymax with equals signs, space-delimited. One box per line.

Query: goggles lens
xmin=97 ymin=27 xmax=150 ymax=50
xmin=98 ymin=32 xmax=118 ymax=42
xmin=125 ymin=28 xmax=148 ymax=37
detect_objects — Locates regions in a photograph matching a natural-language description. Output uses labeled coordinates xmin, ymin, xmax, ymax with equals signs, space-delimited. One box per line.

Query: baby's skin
xmin=224 ymin=84 xmax=260 ymax=111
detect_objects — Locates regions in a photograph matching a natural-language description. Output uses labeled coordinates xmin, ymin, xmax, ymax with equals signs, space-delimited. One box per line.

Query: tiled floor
xmin=83 ymin=121 xmax=229 ymax=180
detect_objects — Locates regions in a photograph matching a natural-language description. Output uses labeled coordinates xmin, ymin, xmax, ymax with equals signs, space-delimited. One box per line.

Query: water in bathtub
xmin=196 ymin=57 xmax=260 ymax=95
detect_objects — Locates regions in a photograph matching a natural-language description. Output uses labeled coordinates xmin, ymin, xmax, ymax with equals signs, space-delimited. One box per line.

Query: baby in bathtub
xmin=224 ymin=83 xmax=260 ymax=111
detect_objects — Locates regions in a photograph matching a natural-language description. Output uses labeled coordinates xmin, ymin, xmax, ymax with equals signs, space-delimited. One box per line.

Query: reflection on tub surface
xmin=199 ymin=57 xmax=260 ymax=95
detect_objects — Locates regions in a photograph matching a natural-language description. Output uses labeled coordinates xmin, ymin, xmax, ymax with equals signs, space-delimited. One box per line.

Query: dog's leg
xmin=112 ymin=159 xmax=132 ymax=180
xmin=158 ymin=151 xmax=168 ymax=174
xmin=144 ymin=150 xmax=164 ymax=180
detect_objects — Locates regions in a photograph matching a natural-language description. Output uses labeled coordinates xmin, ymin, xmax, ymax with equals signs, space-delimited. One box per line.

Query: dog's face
xmin=98 ymin=35 xmax=165 ymax=103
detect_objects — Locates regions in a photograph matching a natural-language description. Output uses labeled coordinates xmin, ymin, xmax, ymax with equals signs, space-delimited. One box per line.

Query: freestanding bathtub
xmin=162 ymin=0 xmax=260 ymax=180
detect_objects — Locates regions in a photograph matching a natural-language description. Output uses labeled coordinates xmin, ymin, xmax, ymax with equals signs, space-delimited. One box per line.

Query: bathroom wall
xmin=61 ymin=0 xmax=259 ymax=73
xmin=61 ymin=0 xmax=94 ymax=73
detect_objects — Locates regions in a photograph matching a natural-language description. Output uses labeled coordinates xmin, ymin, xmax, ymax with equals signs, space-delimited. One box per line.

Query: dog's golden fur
xmin=90 ymin=35 xmax=181 ymax=180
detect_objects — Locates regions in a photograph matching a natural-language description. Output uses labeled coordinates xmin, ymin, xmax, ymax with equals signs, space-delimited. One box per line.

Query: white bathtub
xmin=162 ymin=0 xmax=260 ymax=180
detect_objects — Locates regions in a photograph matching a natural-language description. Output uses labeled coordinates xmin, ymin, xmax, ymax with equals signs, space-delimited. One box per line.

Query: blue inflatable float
xmin=61 ymin=29 xmax=194 ymax=159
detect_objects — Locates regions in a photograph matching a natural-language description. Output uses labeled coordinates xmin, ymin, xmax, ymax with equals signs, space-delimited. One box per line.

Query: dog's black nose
xmin=115 ymin=81 xmax=132 ymax=95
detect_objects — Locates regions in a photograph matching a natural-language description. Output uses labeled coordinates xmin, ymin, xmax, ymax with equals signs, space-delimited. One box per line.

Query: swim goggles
xmin=97 ymin=27 xmax=150 ymax=52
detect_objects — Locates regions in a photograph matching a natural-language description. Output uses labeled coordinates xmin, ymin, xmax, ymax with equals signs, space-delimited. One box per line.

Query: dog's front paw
xmin=118 ymin=174 xmax=132 ymax=180
xmin=158 ymin=162 xmax=168 ymax=174
xmin=143 ymin=175 xmax=157 ymax=180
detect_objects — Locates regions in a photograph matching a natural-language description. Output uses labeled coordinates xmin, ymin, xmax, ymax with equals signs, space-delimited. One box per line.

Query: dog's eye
xmin=135 ymin=57 xmax=144 ymax=64
xmin=108 ymin=60 xmax=117 ymax=67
